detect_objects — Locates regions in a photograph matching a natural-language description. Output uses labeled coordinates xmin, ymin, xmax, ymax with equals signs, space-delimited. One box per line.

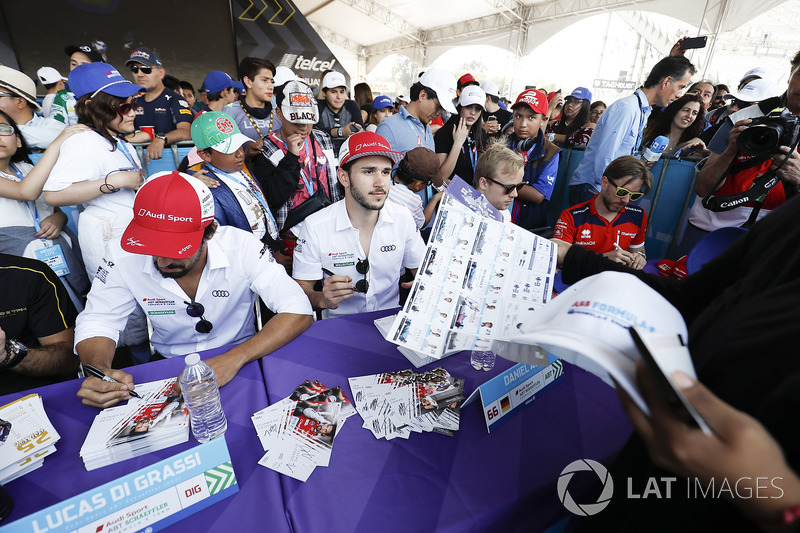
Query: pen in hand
xmin=81 ymin=364 xmax=141 ymax=398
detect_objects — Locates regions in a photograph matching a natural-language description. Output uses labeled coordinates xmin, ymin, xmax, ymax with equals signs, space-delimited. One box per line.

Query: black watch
xmin=1 ymin=339 xmax=28 ymax=369
xmin=155 ymin=133 xmax=169 ymax=146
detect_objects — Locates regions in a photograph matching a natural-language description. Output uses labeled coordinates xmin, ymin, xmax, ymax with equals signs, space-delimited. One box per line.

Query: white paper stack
xmin=0 ymin=394 xmax=61 ymax=483
xmin=252 ymin=380 xmax=355 ymax=482
xmin=348 ymin=368 xmax=465 ymax=440
xmin=79 ymin=379 xmax=189 ymax=471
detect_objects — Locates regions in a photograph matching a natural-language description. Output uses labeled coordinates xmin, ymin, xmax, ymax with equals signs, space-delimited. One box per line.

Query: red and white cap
xmin=122 ymin=171 xmax=215 ymax=258
xmin=338 ymin=131 xmax=403 ymax=167
xmin=512 ymin=89 xmax=548 ymax=116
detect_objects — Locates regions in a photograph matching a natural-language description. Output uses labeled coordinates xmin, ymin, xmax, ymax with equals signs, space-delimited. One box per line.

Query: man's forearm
xmin=76 ymin=337 xmax=118 ymax=370
xmin=696 ymin=149 xmax=735 ymax=197
xmin=13 ymin=341 xmax=79 ymax=376
xmin=208 ymin=312 xmax=313 ymax=387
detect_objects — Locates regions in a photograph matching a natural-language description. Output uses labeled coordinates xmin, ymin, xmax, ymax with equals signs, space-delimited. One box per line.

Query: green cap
xmin=191 ymin=112 xmax=252 ymax=154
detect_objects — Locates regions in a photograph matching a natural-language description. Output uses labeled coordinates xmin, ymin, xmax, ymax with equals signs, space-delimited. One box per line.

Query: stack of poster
xmin=386 ymin=177 xmax=557 ymax=359
xmin=0 ymin=394 xmax=60 ymax=483
xmin=80 ymin=378 xmax=190 ymax=471
xmin=251 ymin=380 xmax=355 ymax=482
xmin=348 ymin=367 xmax=466 ymax=440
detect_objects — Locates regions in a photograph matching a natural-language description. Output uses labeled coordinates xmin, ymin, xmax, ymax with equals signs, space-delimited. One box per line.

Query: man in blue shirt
xmin=376 ymin=68 xmax=456 ymax=188
xmin=568 ymin=56 xmax=695 ymax=205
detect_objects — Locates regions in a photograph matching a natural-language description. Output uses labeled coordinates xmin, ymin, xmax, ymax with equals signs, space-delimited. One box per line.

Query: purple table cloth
xmin=260 ymin=309 xmax=633 ymax=533
xmin=0 ymin=348 xmax=290 ymax=532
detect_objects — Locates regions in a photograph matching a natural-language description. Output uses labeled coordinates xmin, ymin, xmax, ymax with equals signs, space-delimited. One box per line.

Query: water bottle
xmin=642 ymin=135 xmax=669 ymax=162
xmin=470 ymin=349 xmax=496 ymax=371
xmin=179 ymin=353 xmax=227 ymax=443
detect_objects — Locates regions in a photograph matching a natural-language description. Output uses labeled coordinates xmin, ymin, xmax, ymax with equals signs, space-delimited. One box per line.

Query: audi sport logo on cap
xmin=355 ymin=140 xmax=390 ymax=152
xmin=290 ymin=92 xmax=311 ymax=106
xmin=215 ymin=116 xmax=234 ymax=134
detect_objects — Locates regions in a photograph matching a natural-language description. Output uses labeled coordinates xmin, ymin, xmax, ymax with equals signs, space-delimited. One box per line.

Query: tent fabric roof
xmin=297 ymin=0 xmax=787 ymax=73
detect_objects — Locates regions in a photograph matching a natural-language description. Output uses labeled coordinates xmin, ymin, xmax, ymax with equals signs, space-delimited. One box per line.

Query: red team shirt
xmin=553 ymin=196 xmax=647 ymax=253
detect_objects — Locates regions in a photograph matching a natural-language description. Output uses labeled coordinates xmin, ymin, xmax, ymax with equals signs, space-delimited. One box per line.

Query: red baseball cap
xmin=513 ymin=89 xmax=548 ymax=116
xmin=457 ymin=73 xmax=479 ymax=90
xmin=338 ymin=131 xmax=404 ymax=167
xmin=122 ymin=171 xmax=215 ymax=258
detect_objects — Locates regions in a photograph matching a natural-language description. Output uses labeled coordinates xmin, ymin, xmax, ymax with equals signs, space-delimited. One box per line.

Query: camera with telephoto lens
xmin=737 ymin=108 xmax=800 ymax=156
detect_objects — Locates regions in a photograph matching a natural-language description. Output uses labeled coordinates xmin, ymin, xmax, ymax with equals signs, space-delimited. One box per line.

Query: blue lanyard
xmin=116 ymin=137 xmax=142 ymax=171
xmin=462 ymin=137 xmax=477 ymax=172
xmin=297 ymin=138 xmax=316 ymax=196
xmin=274 ymin=133 xmax=317 ymax=196
xmin=634 ymin=90 xmax=650 ymax=154
xmin=405 ymin=115 xmax=432 ymax=148
xmin=11 ymin=165 xmax=42 ymax=233
xmin=513 ymin=139 xmax=537 ymax=165
xmin=205 ymin=163 xmax=277 ymax=231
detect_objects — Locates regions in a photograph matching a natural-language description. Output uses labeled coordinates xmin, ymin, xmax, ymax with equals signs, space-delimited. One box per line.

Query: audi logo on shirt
xmin=211 ymin=290 xmax=230 ymax=298
xmin=380 ymin=245 xmax=396 ymax=252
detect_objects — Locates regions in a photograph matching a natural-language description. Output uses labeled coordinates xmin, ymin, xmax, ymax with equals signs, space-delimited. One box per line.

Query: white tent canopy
xmin=297 ymin=0 xmax=787 ymax=78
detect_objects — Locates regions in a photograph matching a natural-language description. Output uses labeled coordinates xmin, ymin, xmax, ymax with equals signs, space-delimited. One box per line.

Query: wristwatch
xmin=1 ymin=339 xmax=28 ymax=369
xmin=155 ymin=133 xmax=169 ymax=146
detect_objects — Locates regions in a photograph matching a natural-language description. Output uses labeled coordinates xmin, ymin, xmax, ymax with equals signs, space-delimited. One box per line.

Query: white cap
xmin=482 ymin=81 xmax=500 ymax=97
xmin=492 ymin=271 xmax=688 ymax=415
xmin=458 ymin=85 xmax=486 ymax=109
xmin=274 ymin=66 xmax=297 ymax=88
xmin=322 ymin=71 xmax=347 ymax=90
xmin=418 ymin=68 xmax=457 ymax=114
xmin=723 ymin=78 xmax=783 ymax=103
xmin=37 ymin=66 xmax=65 ymax=85
xmin=738 ymin=67 xmax=772 ymax=85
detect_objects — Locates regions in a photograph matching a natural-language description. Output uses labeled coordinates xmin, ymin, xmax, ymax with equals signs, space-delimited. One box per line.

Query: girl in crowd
xmin=0 ymin=112 xmax=89 ymax=307
xmin=43 ymin=62 xmax=147 ymax=345
xmin=589 ymin=101 xmax=606 ymax=124
xmin=434 ymin=86 xmax=486 ymax=186
xmin=354 ymin=82 xmax=374 ymax=123
xmin=642 ymin=93 xmax=707 ymax=157
xmin=545 ymin=87 xmax=592 ymax=146
xmin=365 ymin=95 xmax=395 ymax=132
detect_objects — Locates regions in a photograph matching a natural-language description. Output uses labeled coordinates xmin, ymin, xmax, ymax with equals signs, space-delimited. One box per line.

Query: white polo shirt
xmin=75 ymin=226 xmax=312 ymax=357
xmin=293 ymin=199 xmax=426 ymax=319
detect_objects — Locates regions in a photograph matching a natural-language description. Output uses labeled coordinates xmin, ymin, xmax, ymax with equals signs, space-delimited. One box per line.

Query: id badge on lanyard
xmin=13 ymin=165 xmax=71 ymax=277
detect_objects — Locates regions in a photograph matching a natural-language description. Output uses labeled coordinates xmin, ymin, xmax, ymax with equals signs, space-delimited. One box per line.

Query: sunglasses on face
xmin=0 ymin=124 xmax=15 ymax=136
xmin=355 ymin=258 xmax=369 ymax=293
xmin=130 ymin=65 xmax=154 ymax=75
xmin=116 ymin=102 xmax=134 ymax=116
xmin=607 ymin=180 xmax=644 ymax=200
xmin=185 ymin=300 xmax=213 ymax=333
xmin=732 ymin=99 xmax=754 ymax=109
xmin=484 ymin=176 xmax=525 ymax=195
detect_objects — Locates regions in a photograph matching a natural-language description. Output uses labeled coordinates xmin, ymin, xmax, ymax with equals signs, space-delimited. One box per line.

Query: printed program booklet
xmin=0 ymin=394 xmax=60 ymax=484
xmin=385 ymin=177 xmax=557 ymax=359
xmin=80 ymin=378 xmax=189 ymax=471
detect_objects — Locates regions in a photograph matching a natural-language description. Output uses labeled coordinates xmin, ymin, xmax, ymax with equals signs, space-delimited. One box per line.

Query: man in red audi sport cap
xmin=75 ymin=171 xmax=312 ymax=408
xmin=292 ymin=131 xmax=426 ymax=318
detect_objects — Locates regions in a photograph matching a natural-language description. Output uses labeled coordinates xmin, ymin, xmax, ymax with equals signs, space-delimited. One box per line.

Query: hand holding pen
xmin=320 ymin=267 xmax=356 ymax=309
xmin=81 ymin=364 xmax=141 ymax=399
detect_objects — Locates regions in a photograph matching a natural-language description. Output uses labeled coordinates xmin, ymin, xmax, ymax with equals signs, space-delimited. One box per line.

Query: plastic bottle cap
xmin=185 ymin=353 xmax=201 ymax=365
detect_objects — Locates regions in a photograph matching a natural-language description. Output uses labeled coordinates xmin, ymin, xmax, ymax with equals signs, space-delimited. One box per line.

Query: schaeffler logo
xmin=558 ymin=459 xmax=614 ymax=516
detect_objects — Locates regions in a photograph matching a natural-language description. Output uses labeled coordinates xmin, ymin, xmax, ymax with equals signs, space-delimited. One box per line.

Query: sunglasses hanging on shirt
xmin=185 ymin=300 xmax=213 ymax=333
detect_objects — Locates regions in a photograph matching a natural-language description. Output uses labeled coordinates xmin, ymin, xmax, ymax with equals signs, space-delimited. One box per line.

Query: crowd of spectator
xmin=2 ymin=36 xmax=800 ymax=531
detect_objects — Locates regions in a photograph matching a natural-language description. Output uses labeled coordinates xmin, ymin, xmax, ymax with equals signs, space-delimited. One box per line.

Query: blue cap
xmin=68 ymin=62 xmax=143 ymax=99
xmin=202 ymin=70 xmax=244 ymax=94
xmin=569 ymin=87 xmax=592 ymax=101
xmin=372 ymin=95 xmax=393 ymax=111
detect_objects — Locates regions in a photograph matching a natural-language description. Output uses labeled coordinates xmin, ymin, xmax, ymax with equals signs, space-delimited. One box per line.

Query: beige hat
xmin=0 ymin=66 xmax=41 ymax=112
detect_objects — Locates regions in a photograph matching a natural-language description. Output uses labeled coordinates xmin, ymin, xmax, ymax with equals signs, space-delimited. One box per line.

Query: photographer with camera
xmin=679 ymin=52 xmax=800 ymax=255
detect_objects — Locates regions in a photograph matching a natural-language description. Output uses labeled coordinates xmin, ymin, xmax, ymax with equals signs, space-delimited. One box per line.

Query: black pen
xmin=321 ymin=268 xmax=334 ymax=276
xmin=82 ymin=364 xmax=141 ymax=398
